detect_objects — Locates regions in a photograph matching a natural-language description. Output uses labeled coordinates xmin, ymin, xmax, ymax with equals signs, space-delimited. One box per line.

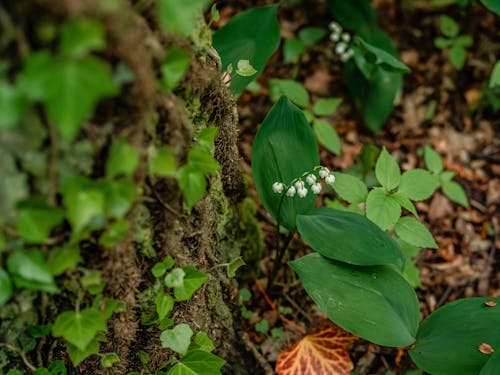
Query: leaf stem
xmin=0 ymin=342 xmax=36 ymax=371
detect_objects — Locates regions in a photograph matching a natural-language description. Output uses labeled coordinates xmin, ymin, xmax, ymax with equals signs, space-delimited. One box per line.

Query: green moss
xmin=236 ymin=198 xmax=265 ymax=276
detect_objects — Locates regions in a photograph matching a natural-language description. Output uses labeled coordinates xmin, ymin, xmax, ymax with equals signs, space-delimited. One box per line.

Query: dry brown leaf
xmin=484 ymin=301 xmax=497 ymax=307
xmin=275 ymin=323 xmax=356 ymax=375
xmin=478 ymin=343 xmax=495 ymax=354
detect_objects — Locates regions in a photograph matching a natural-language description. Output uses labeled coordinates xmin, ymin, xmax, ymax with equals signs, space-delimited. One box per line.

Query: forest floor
xmin=213 ymin=1 xmax=499 ymax=374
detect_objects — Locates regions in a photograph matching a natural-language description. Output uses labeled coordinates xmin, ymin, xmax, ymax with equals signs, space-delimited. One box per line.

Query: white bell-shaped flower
xmin=311 ymin=183 xmax=322 ymax=194
xmin=272 ymin=182 xmax=284 ymax=194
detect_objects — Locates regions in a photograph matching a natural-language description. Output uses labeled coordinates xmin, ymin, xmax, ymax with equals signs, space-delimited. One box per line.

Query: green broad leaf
xmin=192 ymin=332 xmax=215 ymax=352
xmin=0 ymin=81 xmax=27 ymax=129
xmin=442 ymin=180 xmax=468 ymax=207
xmin=455 ymin=35 xmax=473 ymax=48
xmin=157 ymin=0 xmax=209 ymax=36
xmin=80 ymin=270 xmax=105 ymax=295
xmin=52 ymin=308 xmax=106 ymax=351
xmin=227 ymin=257 xmax=245 ymax=278
xmin=236 ymin=60 xmax=257 ymax=77
xmin=15 ymin=203 xmax=64 ymax=243
xmin=0 ymin=268 xmax=13 ymax=304
xmin=160 ymin=323 xmax=193 ymax=355
xmin=283 ymin=38 xmax=305 ymax=64
xmin=213 ymin=4 xmax=280 ymax=95
xmin=62 ymin=176 xmax=105 ymax=233
xmin=7 ymin=249 xmax=57 ymax=292
xmin=375 ymin=147 xmax=401 ymax=191
xmin=149 ymin=146 xmax=176 ymax=177
xmin=268 ymin=79 xmax=310 ymax=108
xmin=395 ymin=216 xmax=437 ymax=249
xmin=6 ymin=371 xmax=23 ymax=375
xmin=402 ymin=259 xmax=422 ymax=288
xmin=392 ymin=192 xmax=418 ymax=216
xmin=481 ymin=0 xmax=500 ymax=15
xmin=297 ymin=207 xmax=404 ymax=268
xmin=331 ymin=172 xmax=368 ymax=203
xmin=99 ymin=219 xmax=130 ymax=247
xmin=298 ymin=27 xmax=326 ymax=45
xmin=480 ymin=351 xmax=500 ymax=375
xmin=167 ymin=349 xmax=225 ymax=375
xmin=312 ymin=97 xmax=342 ymax=116
xmin=102 ymin=179 xmax=137 ymax=219
xmin=101 ymin=299 xmax=126 ymax=320
xmin=366 ymin=188 xmax=402 ymax=230
xmin=354 ymin=37 xmax=410 ymax=74
xmin=152 ymin=256 xmax=175 ymax=278
xmin=313 ymin=119 xmax=341 ymax=155
xmin=409 ymin=297 xmax=500 ymax=375
xmin=100 ymin=352 xmax=119 ymax=368
xmin=449 ymin=45 xmax=467 ymax=70
xmin=161 ymin=45 xmax=190 ymax=90
xmin=156 ymin=293 xmax=174 ymax=320
xmin=165 ymin=268 xmax=186 ymax=289
xmin=178 ymin=165 xmax=207 ymax=209
xmin=423 ymin=145 xmax=443 ymax=174
xmin=440 ymin=15 xmax=460 ymax=38
xmin=67 ymin=337 xmax=100 ymax=366
xmin=434 ymin=37 xmax=453 ymax=49
xmin=489 ymin=61 xmax=500 ymax=88
xmin=187 ymin=146 xmax=220 ymax=175
xmin=290 ymin=253 xmax=419 ymax=347
xmin=252 ymin=96 xmax=319 ymax=230
xmin=173 ymin=266 xmax=208 ymax=301
xmin=196 ymin=127 xmax=218 ymax=152
xmin=47 ymin=246 xmax=80 ymax=276
xmin=106 ymin=138 xmax=139 ymax=178
xmin=325 ymin=0 xmax=376 ymax=31
xmin=398 ymin=169 xmax=439 ymax=201
xmin=60 ymin=18 xmax=105 ymax=57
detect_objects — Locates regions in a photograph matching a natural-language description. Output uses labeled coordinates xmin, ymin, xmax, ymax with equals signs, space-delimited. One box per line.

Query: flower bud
xmin=319 ymin=167 xmax=330 ymax=179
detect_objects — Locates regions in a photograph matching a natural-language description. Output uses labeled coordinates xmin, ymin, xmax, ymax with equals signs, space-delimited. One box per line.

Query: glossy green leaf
xmin=326 ymin=0 xmax=376 ymax=31
xmin=354 ymin=37 xmax=410 ymax=73
xmin=331 ymin=172 xmax=367 ymax=203
xmin=53 ymin=308 xmax=106 ymax=351
xmin=481 ymin=0 xmax=500 ymax=15
xmin=252 ymin=96 xmax=319 ymax=230
xmin=155 ymin=292 xmax=174 ymax=320
xmin=297 ymin=207 xmax=404 ymax=268
xmin=480 ymin=351 xmax=500 ymax=375
xmin=167 ymin=349 xmax=225 ymax=375
xmin=423 ymin=145 xmax=443 ymax=174
xmin=178 ymin=166 xmax=206 ymax=209
xmin=409 ymin=297 xmax=500 ymax=375
xmin=7 ymin=249 xmax=57 ymax=292
xmin=269 ymin=79 xmax=310 ymax=108
xmin=160 ymin=323 xmax=193 ymax=355
xmin=16 ymin=202 xmax=64 ymax=243
xmin=173 ymin=266 xmax=208 ymax=301
xmin=398 ymin=169 xmax=439 ymax=201
xmin=157 ymin=0 xmax=209 ymax=36
xmin=161 ymin=45 xmax=190 ymax=90
xmin=47 ymin=246 xmax=80 ymax=276
xmin=0 ymin=268 xmax=13 ymax=304
xmin=395 ymin=216 xmax=437 ymax=249
xmin=60 ymin=18 xmax=105 ymax=57
xmin=440 ymin=15 xmax=460 ymax=38
xmin=312 ymin=97 xmax=342 ymax=116
xmin=213 ymin=4 xmax=280 ymax=95
xmin=298 ymin=27 xmax=326 ymax=45
xmin=366 ymin=188 xmax=401 ymax=230
xmin=290 ymin=253 xmax=419 ymax=347
xmin=489 ymin=61 xmax=500 ymax=88
xmin=0 ymin=81 xmax=27 ymax=129
xmin=313 ymin=119 xmax=341 ymax=155
xmin=67 ymin=337 xmax=99 ymax=366
xmin=106 ymin=138 xmax=139 ymax=178
xmin=375 ymin=148 xmax=401 ymax=190
xmin=442 ymin=180 xmax=468 ymax=207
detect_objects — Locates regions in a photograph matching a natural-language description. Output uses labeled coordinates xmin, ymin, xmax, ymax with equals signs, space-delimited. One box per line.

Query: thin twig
xmin=0 ymin=343 xmax=37 ymax=371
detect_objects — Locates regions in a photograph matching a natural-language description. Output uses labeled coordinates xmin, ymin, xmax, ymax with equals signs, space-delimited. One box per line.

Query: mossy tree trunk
xmin=0 ymin=0 xmax=266 ymax=373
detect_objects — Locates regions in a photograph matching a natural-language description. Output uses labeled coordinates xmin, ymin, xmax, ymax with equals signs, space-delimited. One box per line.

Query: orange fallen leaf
xmin=275 ymin=323 xmax=356 ymax=375
xmin=484 ymin=301 xmax=497 ymax=307
xmin=478 ymin=343 xmax=494 ymax=354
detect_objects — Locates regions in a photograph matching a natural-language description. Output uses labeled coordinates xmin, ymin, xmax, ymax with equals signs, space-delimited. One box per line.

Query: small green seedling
xmin=434 ymin=15 xmax=473 ymax=70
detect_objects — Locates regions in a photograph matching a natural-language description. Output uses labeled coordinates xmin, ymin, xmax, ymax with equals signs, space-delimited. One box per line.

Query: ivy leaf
xmin=60 ymin=18 xmax=105 ymax=57
xmin=165 ymin=268 xmax=186 ymax=289
xmin=152 ymin=256 xmax=175 ymax=278
xmin=366 ymin=188 xmax=401 ymax=230
xmin=192 ymin=332 xmax=215 ymax=352
xmin=15 ymin=201 xmax=64 ymax=243
xmin=331 ymin=172 xmax=367 ymax=203
xmin=7 ymin=249 xmax=57 ymax=293
xmin=47 ymin=246 xmax=81 ymax=276
xmin=53 ymin=308 xmax=106 ymax=351
xmin=275 ymin=323 xmax=356 ymax=375
xmin=67 ymin=337 xmax=100 ymax=366
xmin=375 ymin=147 xmax=401 ymax=191
xmin=100 ymin=353 xmax=120 ymax=368
xmin=167 ymin=349 xmax=225 ymax=375
xmin=0 ymin=268 xmax=13 ymax=305
xmin=187 ymin=146 xmax=220 ymax=175
xmin=106 ymin=138 xmax=139 ymax=178
xmin=156 ymin=293 xmax=175 ymax=321
xmin=102 ymin=178 xmax=137 ymax=219
xmin=99 ymin=219 xmax=130 ymax=247
xmin=398 ymin=169 xmax=439 ymax=201
xmin=149 ymin=146 xmax=176 ymax=177
xmin=442 ymin=180 xmax=468 ymax=207
xmin=395 ymin=216 xmax=438 ymax=249
xmin=161 ymin=45 xmax=190 ymax=90
xmin=178 ymin=165 xmax=206 ymax=209
xmin=173 ymin=266 xmax=208 ymax=301
xmin=269 ymin=79 xmax=310 ymax=108
xmin=313 ymin=119 xmax=341 ymax=155
xmin=160 ymin=323 xmax=193 ymax=355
